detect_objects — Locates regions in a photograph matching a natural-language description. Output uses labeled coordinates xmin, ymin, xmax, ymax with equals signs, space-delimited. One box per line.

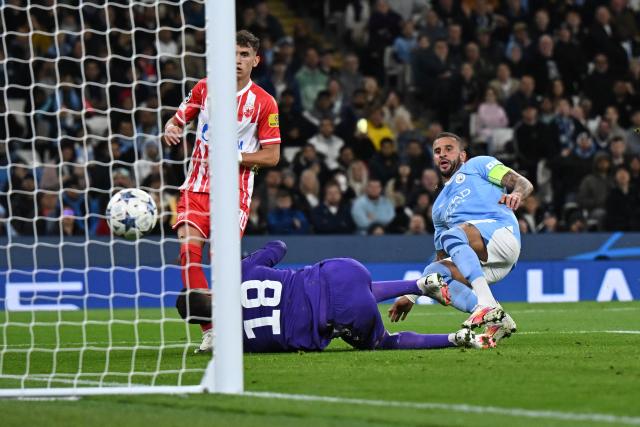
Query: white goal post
xmin=0 ymin=0 xmax=241 ymax=397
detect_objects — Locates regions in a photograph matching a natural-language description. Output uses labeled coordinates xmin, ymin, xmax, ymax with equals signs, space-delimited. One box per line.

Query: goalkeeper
xmin=177 ymin=240 xmax=495 ymax=353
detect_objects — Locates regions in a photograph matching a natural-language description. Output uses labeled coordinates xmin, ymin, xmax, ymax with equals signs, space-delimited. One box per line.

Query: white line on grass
xmin=0 ymin=374 xmax=147 ymax=388
xmin=3 ymin=330 xmax=640 ymax=349
xmin=519 ymin=330 xmax=640 ymax=335
xmin=410 ymin=306 xmax=640 ymax=317
xmin=244 ymin=391 xmax=640 ymax=426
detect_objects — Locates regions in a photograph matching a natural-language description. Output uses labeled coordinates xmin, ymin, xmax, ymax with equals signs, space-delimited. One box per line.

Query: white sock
xmin=447 ymin=333 xmax=456 ymax=344
xmin=470 ymin=277 xmax=498 ymax=307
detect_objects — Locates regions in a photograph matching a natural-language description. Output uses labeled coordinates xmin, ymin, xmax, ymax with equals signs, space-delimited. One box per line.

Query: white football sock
xmin=470 ymin=277 xmax=499 ymax=307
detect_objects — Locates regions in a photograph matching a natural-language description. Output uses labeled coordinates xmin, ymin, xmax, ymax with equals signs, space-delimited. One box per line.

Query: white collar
xmin=237 ymin=80 xmax=253 ymax=97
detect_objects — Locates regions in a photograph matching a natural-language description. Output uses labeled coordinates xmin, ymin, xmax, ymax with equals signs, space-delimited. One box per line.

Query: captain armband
xmin=487 ymin=164 xmax=512 ymax=186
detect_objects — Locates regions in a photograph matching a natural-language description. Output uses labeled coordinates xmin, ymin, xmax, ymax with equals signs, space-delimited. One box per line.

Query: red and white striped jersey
xmin=174 ymin=78 xmax=281 ymax=209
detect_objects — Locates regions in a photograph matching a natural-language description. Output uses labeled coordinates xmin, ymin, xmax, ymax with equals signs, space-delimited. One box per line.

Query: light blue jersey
xmin=432 ymin=156 xmax=520 ymax=251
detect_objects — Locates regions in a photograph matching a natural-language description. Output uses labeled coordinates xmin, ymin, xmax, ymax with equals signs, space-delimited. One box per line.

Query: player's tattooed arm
xmin=499 ymin=170 xmax=534 ymax=210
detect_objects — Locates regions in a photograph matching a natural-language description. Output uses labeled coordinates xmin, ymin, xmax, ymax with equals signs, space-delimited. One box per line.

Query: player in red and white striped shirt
xmin=163 ymin=30 xmax=280 ymax=352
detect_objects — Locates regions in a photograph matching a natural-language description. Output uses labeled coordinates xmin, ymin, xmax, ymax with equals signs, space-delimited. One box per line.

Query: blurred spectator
xmin=627 ymin=111 xmax=640 ymax=155
xmin=260 ymin=61 xmax=299 ymax=104
xmin=577 ymin=152 xmax=612 ymax=230
xmin=267 ymin=189 xmax=310 ymax=234
xmin=404 ymin=140 xmax=431 ymax=181
xmin=410 ymin=168 xmax=440 ymax=202
xmin=326 ymin=78 xmax=347 ymax=116
xmin=513 ymin=104 xmax=556 ymax=183
xmin=297 ymin=169 xmax=321 ymax=215
xmin=295 ymin=47 xmax=329 ymax=112
xmin=351 ymin=179 xmax=395 ymax=233
xmin=392 ymin=20 xmax=418 ymax=64
xmin=474 ymin=87 xmax=509 ymax=147
xmin=385 ymin=162 xmax=416 ymax=204
xmin=588 ymin=6 xmax=628 ymax=76
xmin=369 ymin=138 xmax=399 ymax=185
xmin=609 ymin=136 xmax=630 ymax=168
xmin=584 ymin=54 xmax=615 ymax=118
xmin=302 ymin=90 xmax=340 ymax=133
xmin=310 ymin=181 xmax=356 ymax=234
xmin=278 ymin=89 xmax=308 ymax=147
xmin=415 ymin=8 xmax=446 ymax=43
xmin=135 ymin=141 xmax=162 ymax=186
xmin=529 ymin=35 xmax=561 ymax=96
xmin=611 ymin=81 xmax=635 ymax=128
xmin=362 ymin=76 xmax=385 ymax=107
xmin=554 ymin=25 xmax=587 ymax=94
xmin=489 ymin=62 xmax=520 ymax=105
xmin=256 ymin=169 xmax=283 ymax=214
xmin=406 ymin=213 xmax=427 ymax=235
xmin=346 ymin=159 xmax=369 ymax=197
xmin=365 ymin=106 xmax=395 ymax=151
xmin=291 ymin=143 xmax=330 ymax=183
xmin=628 ymin=154 xmax=640 ymax=188
xmin=506 ymin=75 xmax=537 ymax=125
xmin=367 ymin=223 xmax=386 ymax=235
xmin=344 ymin=0 xmax=371 ymax=48
xmin=382 ymin=90 xmax=412 ymax=135
xmin=452 ymin=62 xmax=483 ymax=134
xmin=505 ymin=43 xmax=526 ymax=79
xmin=366 ymin=0 xmax=402 ymax=81
xmin=538 ymin=210 xmax=559 ymax=233
xmin=604 ymin=166 xmax=639 ymax=231
xmin=61 ymin=207 xmax=82 ymax=236
xmin=10 ymin=171 xmax=37 ymax=236
xmin=338 ymin=53 xmax=364 ymax=102
xmin=308 ymin=118 xmax=344 ymax=171
xmin=554 ymin=99 xmax=588 ymax=152
xmin=552 ymin=131 xmax=597 ymax=212
xmin=253 ymin=1 xmax=286 ymax=43
xmin=245 ymin=194 xmax=268 ymax=235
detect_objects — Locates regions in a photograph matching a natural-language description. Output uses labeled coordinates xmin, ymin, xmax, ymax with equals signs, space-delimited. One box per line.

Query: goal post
xmin=207 ymin=0 xmax=244 ymax=394
xmin=0 ymin=0 xmax=241 ymax=397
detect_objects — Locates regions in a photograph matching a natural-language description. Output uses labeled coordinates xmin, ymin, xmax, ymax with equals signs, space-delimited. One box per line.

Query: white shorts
xmin=444 ymin=225 xmax=521 ymax=284
xmin=479 ymin=226 xmax=520 ymax=283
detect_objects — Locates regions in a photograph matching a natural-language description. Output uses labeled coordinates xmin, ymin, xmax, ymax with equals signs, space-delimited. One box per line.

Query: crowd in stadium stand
xmin=1 ymin=0 xmax=640 ymax=238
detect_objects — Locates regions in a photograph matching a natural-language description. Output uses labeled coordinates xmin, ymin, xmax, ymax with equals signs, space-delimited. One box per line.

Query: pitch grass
xmin=1 ymin=301 xmax=640 ymax=427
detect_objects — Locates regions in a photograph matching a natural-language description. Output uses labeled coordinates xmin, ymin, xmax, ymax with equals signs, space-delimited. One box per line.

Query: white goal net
xmin=0 ymin=0 xmax=227 ymax=396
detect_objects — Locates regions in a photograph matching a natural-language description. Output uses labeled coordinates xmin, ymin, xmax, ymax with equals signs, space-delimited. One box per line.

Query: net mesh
xmin=0 ymin=0 xmax=208 ymax=391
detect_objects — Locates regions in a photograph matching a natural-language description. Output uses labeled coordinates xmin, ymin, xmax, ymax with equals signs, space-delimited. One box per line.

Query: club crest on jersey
xmin=243 ymin=104 xmax=255 ymax=118
xmin=455 ymin=173 xmax=466 ymax=184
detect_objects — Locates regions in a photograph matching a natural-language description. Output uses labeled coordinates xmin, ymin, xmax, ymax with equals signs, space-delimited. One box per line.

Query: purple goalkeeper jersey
xmin=240 ymin=241 xmax=386 ymax=352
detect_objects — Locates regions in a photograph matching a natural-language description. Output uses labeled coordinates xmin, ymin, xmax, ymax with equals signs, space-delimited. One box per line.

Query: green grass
xmin=2 ymin=302 xmax=640 ymax=427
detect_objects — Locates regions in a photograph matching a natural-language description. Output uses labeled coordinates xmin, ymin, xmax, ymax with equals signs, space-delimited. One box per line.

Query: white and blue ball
xmin=106 ymin=188 xmax=158 ymax=240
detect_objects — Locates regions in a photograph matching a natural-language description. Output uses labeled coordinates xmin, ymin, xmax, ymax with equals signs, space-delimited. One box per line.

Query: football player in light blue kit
xmin=389 ymin=132 xmax=534 ymax=341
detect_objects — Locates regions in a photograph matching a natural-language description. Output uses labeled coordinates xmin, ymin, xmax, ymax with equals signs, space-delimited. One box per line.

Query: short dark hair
xmin=237 ymin=30 xmax=260 ymax=52
xmin=433 ymin=132 xmax=464 ymax=148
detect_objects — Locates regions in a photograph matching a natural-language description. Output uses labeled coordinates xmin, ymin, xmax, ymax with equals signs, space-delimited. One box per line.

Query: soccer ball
xmin=106 ymin=188 xmax=158 ymax=240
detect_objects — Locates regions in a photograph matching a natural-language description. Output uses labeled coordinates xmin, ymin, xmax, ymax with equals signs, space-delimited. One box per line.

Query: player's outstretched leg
xmin=376 ymin=330 xmax=495 ymax=350
xmin=440 ymin=227 xmax=503 ymax=328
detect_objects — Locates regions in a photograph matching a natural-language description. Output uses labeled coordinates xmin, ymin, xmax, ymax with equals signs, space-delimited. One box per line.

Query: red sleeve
xmin=257 ymin=93 xmax=281 ymax=145
xmin=174 ymin=79 xmax=205 ymax=125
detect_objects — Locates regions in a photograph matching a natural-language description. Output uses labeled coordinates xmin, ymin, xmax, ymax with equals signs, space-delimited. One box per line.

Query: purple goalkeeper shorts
xmin=318 ymin=258 xmax=385 ymax=349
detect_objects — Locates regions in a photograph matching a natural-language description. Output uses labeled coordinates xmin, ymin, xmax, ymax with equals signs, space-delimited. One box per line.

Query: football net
xmin=0 ymin=0 xmax=225 ymax=396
